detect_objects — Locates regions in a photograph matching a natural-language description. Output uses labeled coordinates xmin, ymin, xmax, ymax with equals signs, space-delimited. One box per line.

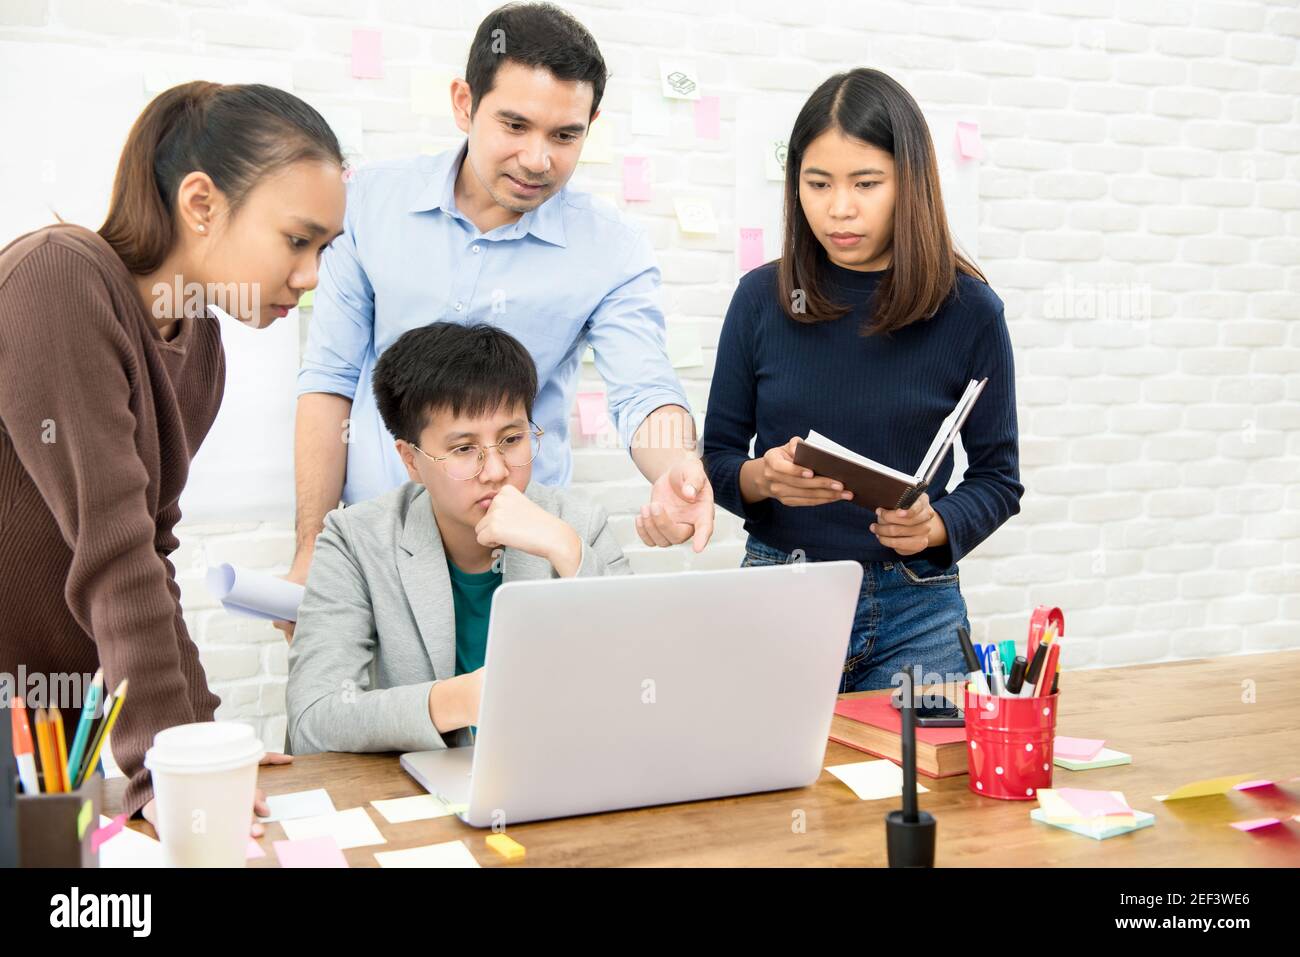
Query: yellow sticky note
xmin=674 ymin=196 xmax=718 ymax=235
xmin=579 ymin=118 xmax=613 ymax=164
xmin=667 ymin=324 xmax=703 ymax=368
xmin=77 ymin=799 xmax=93 ymax=840
xmin=410 ymin=68 xmax=453 ymax=118
xmin=1156 ymin=774 xmax=1256 ymax=802
xmin=298 ymin=289 xmax=315 ymax=309
xmin=486 ymin=833 xmax=526 ymax=861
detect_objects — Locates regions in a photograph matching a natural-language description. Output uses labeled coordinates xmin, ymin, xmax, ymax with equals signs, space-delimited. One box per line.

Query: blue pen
xmin=65 ymin=669 xmax=103 ymax=786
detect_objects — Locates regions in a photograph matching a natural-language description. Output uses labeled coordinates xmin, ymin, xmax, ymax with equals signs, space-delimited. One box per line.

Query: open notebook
xmin=792 ymin=378 xmax=988 ymax=512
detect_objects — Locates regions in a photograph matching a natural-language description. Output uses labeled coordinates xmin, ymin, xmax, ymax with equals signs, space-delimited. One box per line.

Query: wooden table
xmin=105 ymin=651 xmax=1300 ymax=866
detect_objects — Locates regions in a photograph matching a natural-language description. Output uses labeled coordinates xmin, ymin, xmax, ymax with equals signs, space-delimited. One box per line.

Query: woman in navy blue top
xmin=703 ymin=69 xmax=1024 ymax=693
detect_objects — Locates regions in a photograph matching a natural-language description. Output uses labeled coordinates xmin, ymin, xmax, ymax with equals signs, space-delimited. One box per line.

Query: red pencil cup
xmin=964 ymin=686 xmax=1058 ymax=801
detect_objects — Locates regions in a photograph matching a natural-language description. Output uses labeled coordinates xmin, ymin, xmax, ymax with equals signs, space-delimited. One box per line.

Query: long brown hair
xmin=777 ymin=68 xmax=985 ymax=335
xmin=99 ymin=81 xmax=343 ymax=274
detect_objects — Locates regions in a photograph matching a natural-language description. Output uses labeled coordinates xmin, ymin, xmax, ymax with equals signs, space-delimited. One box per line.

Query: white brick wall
xmin=4 ymin=0 xmax=1297 ymax=753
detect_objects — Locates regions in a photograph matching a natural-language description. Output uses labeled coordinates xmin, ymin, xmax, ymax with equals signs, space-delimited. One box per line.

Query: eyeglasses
xmin=411 ymin=425 xmax=545 ymax=481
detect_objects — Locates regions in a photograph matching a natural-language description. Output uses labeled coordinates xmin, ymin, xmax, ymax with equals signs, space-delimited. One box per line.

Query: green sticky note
xmin=299 ymin=289 xmax=315 ymax=309
xmin=77 ymin=799 xmax=93 ymax=840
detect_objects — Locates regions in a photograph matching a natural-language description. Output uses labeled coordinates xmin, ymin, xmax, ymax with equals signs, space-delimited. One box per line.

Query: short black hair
xmin=465 ymin=2 xmax=607 ymax=120
xmin=372 ymin=322 xmax=539 ymax=445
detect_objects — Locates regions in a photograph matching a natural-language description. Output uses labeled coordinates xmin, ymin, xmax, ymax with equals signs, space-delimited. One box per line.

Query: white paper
xmin=370 ymin=794 xmax=457 ymax=825
xmin=375 ymin=840 xmax=480 ymax=868
xmin=279 ymin=807 xmax=387 ymax=850
xmin=915 ymin=378 xmax=982 ymax=482
xmin=804 ymin=431 xmax=914 ymax=484
xmin=825 ymin=761 xmax=929 ymax=801
xmin=97 ymin=815 xmax=164 ymax=868
xmin=206 ymin=563 xmax=305 ymax=622
xmin=659 ymin=61 xmax=700 ymax=101
xmin=258 ymin=788 xmax=336 ymax=823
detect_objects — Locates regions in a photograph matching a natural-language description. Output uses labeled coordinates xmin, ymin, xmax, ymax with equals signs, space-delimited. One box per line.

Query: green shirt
xmin=447 ymin=559 xmax=502 ymax=677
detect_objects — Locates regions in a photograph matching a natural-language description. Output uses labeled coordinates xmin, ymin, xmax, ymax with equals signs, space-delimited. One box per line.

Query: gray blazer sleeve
xmin=286 ymin=511 xmax=448 ymax=756
xmin=572 ymin=501 xmax=633 ymax=579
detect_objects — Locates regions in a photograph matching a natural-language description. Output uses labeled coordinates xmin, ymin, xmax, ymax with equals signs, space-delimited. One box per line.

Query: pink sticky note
xmin=739 ymin=227 xmax=765 ymax=272
xmin=90 ymin=814 xmax=126 ymax=853
xmin=273 ymin=835 xmax=349 ymax=868
xmin=694 ymin=96 xmax=721 ymax=139
xmin=1230 ymin=817 xmax=1282 ymax=832
xmin=1055 ymin=737 xmax=1106 ymax=762
xmin=351 ymin=29 xmax=384 ymax=79
xmin=1234 ymin=779 xmax=1274 ymax=791
xmin=1056 ymin=788 xmax=1133 ymax=820
xmin=575 ymin=392 xmax=609 ymax=437
xmin=956 ymin=120 xmax=982 ymax=161
xmin=247 ymin=839 xmax=266 ymax=860
xmin=622 ymin=156 xmax=652 ymax=202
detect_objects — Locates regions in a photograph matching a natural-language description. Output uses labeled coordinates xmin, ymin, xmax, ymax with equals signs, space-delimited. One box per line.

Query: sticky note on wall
xmin=411 ymin=68 xmax=453 ymax=117
xmin=579 ymin=118 xmax=613 ymax=164
xmin=351 ymin=30 xmax=384 ymax=79
xmin=956 ymin=120 xmax=982 ymax=160
xmin=694 ymin=96 xmax=720 ymax=139
xmin=622 ymin=156 xmax=652 ymax=202
xmin=660 ymin=61 xmax=700 ymax=101
xmin=576 ymin=392 xmax=610 ymax=436
xmin=739 ymin=227 xmax=765 ymax=272
xmin=674 ymin=197 xmax=718 ymax=235
xmin=667 ymin=325 xmax=703 ymax=368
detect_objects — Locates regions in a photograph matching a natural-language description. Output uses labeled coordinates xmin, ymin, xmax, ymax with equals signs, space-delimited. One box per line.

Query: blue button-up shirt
xmin=298 ymin=143 xmax=690 ymax=503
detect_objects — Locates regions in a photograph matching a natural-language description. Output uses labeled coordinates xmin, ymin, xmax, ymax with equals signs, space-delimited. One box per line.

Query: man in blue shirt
xmin=286 ymin=4 xmax=713 ymax=609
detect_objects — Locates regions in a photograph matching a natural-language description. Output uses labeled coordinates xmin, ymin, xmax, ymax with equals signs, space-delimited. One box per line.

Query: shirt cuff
xmin=297 ymin=367 xmax=361 ymax=401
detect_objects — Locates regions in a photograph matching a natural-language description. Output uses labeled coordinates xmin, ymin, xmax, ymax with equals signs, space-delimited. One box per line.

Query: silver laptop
xmin=401 ymin=560 xmax=863 ymax=827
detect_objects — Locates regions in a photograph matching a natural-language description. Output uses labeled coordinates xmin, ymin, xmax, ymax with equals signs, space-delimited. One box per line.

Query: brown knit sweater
xmin=0 ymin=223 xmax=224 ymax=816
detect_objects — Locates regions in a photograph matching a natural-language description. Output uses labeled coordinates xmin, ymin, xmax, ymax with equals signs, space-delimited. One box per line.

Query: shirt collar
xmin=408 ymin=141 xmax=567 ymax=248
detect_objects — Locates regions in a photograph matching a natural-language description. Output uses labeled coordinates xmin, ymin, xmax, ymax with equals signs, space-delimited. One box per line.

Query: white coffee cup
xmin=144 ymin=722 xmax=264 ymax=867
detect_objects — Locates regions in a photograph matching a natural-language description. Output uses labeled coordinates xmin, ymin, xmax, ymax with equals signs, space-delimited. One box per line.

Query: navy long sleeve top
xmin=702 ymin=260 xmax=1023 ymax=567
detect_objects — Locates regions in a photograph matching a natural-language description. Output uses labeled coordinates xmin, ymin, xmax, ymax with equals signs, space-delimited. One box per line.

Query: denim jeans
xmin=741 ymin=535 xmax=971 ymax=693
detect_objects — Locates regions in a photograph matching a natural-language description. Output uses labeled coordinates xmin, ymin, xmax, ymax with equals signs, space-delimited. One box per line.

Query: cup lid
xmin=144 ymin=721 xmax=264 ymax=775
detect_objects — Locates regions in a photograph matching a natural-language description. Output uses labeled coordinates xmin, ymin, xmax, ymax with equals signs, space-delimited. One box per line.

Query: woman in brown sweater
xmin=0 ymin=82 xmax=345 ymax=826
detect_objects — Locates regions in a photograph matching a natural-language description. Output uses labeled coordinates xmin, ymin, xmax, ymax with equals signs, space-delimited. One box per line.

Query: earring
xmin=197 ymin=224 xmax=206 ymax=233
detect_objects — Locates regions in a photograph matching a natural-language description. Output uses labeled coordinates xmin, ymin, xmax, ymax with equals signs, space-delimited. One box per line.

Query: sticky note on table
xmin=279 ymin=807 xmax=386 ymax=850
xmin=486 ymin=833 xmax=526 ymax=861
xmin=96 ymin=815 xmax=163 ymax=867
xmin=674 ymin=196 xmax=718 ymax=235
xmin=825 ymin=760 xmax=928 ymax=801
xmin=1229 ymin=817 xmax=1282 ymax=832
xmin=371 ymin=794 xmax=456 ymax=825
xmin=956 ymin=120 xmax=982 ymax=160
xmin=1055 ymin=787 xmax=1134 ymax=821
xmin=659 ymin=61 xmax=700 ymax=100
xmin=351 ymin=29 xmax=384 ymax=79
xmin=375 ymin=840 xmax=480 ymax=868
xmin=1031 ymin=807 xmax=1155 ymax=841
xmin=90 ymin=813 xmax=124 ymax=853
xmin=1155 ymin=774 xmax=1256 ymax=802
xmin=273 ymin=835 xmax=349 ymax=868
xmin=575 ymin=392 xmax=609 ymax=436
xmin=247 ymin=839 xmax=266 ymax=860
xmin=622 ymin=156 xmax=652 ymax=202
xmin=579 ymin=117 xmax=613 ymax=164
xmin=1038 ymin=789 xmax=1135 ymax=829
xmin=259 ymin=788 xmax=335 ymax=823
xmin=739 ymin=227 xmax=765 ymax=272
xmin=1234 ymin=779 xmax=1274 ymax=791
xmin=1054 ymin=747 xmax=1131 ymax=771
xmin=1055 ymin=737 xmax=1106 ymax=762
xmin=411 ymin=68 xmax=453 ymax=117
xmin=694 ymin=95 xmax=720 ymax=139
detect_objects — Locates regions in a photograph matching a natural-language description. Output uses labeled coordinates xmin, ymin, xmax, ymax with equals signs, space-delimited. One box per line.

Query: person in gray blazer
xmin=288 ymin=322 xmax=630 ymax=756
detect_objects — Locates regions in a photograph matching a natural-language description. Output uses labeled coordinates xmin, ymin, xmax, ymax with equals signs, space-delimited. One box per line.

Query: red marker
xmin=1034 ymin=642 xmax=1061 ymax=698
xmin=11 ymin=697 xmax=40 ymax=794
